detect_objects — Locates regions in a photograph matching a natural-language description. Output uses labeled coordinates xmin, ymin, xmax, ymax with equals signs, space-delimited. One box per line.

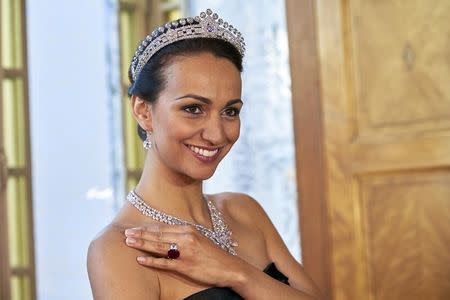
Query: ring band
xmin=167 ymin=243 xmax=180 ymax=259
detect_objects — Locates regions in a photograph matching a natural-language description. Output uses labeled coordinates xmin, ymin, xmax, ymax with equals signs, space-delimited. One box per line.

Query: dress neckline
xmin=182 ymin=262 xmax=289 ymax=300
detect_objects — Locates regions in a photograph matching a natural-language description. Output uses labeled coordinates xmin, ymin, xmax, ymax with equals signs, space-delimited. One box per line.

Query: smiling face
xmin=148 ymin=52 xmax=242 ymax=181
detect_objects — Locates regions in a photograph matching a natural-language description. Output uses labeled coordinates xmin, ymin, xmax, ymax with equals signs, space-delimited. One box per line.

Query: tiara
xmin=130 ymin=8 xmax=245 ymax=81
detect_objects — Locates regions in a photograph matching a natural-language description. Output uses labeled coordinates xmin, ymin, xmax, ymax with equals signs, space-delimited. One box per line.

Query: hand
xmin=124 ymin=224 xmax=242 ymax=287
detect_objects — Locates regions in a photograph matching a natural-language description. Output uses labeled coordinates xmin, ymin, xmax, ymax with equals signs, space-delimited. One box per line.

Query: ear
xmin=131 ymin=95 xmax=153 ymax=131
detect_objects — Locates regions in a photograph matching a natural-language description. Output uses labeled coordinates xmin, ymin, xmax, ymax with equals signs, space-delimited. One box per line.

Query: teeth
xmin=188 ymin=145 xmax=219 ymax=157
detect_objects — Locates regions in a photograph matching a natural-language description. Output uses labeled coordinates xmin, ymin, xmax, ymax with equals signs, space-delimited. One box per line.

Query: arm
xmin=124 ymin=197 xmax=323 ymax=299
xmin=229 ymin=260 xmax=320 ymax=300
xmin=87 ymin=229 xmax=160 ymax=300
xmin=227 ymin=195 xmax=324 ymax=299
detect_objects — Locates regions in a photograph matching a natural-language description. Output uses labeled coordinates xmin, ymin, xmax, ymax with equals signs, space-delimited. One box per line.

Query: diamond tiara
xmin=130 ymin=8 xmax=245 ymax=82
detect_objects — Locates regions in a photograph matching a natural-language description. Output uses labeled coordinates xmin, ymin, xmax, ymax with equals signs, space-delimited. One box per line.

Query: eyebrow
xmin=174 ymin=94 xmax=243 ymax=106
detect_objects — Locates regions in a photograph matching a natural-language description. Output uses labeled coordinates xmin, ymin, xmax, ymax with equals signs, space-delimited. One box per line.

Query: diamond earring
xmin=143 ymin=131 xmax=152 ymax=150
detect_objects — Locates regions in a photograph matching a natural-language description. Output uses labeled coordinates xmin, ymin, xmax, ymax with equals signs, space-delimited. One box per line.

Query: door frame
xmin=286 ymin=0 xmax=331 ymax=298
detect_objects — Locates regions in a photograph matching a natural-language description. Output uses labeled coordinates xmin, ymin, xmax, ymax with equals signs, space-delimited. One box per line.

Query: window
xmin=0 ymin=0 xmax=36 ymax=299
xmin=118 ymin=0 xmax=184 ymax=192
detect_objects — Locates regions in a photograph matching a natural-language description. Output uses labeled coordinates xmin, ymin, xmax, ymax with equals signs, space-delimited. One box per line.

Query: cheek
xmin=154 ymin=118 xmax=197 ymax=150
xmin=225 ymin=120 xmax=241 ymax=143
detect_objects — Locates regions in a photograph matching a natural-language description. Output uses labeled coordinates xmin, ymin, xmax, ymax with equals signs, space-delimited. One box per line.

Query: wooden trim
xmin=148 ymin=0 xmax=163 ymax=28
xmin=119 ymin=1 xmax=137 ymax=12
xmin=11 ymin=267 xmax=33 ymax=276
xmin=0 ymin=1 xmax=11 ymax=298
xmin=285 ymin=0 xmax=331 ymax=298
xmin=126 ymin=169 xmax=142 ymax=179
xmin=119 ymin=0 xmax=167 ymax=194
xmin=6 ymin=167 xmax=27 ymax=176
xmin=0 ymin=0 xmax=36 ymax=298
xmin=118 ymin=1 xmax=136 ymax=195
xmin=4 ymin=68 xmax=26 ymax=78
xmin=21 ymin=0 xmax=37 ymax=298
xmin=118 ymin=1 xmax=127 ymax=196
xmin=0 ymin=149 xmax=10 ymax=300
xmin=160 ymin=1 xmax=180 ymax=12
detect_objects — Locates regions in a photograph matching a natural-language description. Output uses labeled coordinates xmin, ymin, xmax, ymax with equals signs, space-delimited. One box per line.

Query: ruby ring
xmin=167 ymin=243 xmax=180 ymax=259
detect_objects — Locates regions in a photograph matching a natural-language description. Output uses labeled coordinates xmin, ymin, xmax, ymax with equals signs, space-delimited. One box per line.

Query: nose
xmin=200 ymin=115 xmax=226 ymax=145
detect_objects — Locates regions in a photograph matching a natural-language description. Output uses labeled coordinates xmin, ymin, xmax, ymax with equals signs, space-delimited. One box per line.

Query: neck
xmin=132 ymin=150 xmax=210 ymax=226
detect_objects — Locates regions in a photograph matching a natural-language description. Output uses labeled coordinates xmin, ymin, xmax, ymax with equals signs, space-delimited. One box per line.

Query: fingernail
xmin=126 ymin=237 xmax=136 ymax=244
xmin=125 ymin=229 xmax=137 ymax=236
xmin=137 ymin=256 xmax=145 ymax=263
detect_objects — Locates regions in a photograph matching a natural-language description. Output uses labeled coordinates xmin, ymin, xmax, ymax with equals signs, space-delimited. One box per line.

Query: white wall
xmin=27 ymin=1 xmax=117 ymax=299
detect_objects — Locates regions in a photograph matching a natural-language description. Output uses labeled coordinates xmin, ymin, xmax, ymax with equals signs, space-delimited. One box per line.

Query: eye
xmin=183 ymin=105 xmax=203 ymax=114
xmin=223 ymin=107 xmax=240 ymax=117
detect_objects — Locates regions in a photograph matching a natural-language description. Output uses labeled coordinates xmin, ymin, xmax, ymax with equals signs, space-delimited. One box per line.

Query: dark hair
xmin=128 ymin=38 xmax=243 ymax=141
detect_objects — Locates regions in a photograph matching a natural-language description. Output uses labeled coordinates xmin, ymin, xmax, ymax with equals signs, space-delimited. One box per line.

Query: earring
xmin=143 ymin=131 xmax=152 ymax=150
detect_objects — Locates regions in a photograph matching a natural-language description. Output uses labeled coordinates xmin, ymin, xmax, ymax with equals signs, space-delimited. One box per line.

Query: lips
xmin=186 ymin=144 xmax=221 ymax=162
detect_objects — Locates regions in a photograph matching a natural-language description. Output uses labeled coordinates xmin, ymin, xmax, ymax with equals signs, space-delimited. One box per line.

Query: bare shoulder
xmin=213 ymin=193 xmax=323 ymax=297
xmin=213 ymin=192 xmax=266 ymax=216
xmin=88 ymin=224 xmax=134 ymax=267
xmin=87 ymin=223 xmax=160 ymax=299
xmin=211 ymin=192 xmax=271 ymax=231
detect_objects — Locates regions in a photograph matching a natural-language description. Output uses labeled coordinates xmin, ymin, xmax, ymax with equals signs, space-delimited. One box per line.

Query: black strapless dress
xmin=183 ymin=262 xmax=289 ymax=300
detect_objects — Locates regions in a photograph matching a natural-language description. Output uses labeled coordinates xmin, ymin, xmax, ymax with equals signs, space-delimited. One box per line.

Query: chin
xmin=188 ymin=168 xmax=218 ymax=181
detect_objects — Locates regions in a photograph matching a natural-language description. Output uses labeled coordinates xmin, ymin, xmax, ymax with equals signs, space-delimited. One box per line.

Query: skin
xmin=87 ymin=52 xmax=323 ymax=299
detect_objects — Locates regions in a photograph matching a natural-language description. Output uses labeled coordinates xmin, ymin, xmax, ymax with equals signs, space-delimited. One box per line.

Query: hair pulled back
xmin=128 ymin=38 xmax=243 ymax=141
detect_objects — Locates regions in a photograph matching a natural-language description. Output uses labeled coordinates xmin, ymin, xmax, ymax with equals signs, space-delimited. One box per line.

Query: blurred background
xmin=0 ymin=0 xmax=449 ymax=299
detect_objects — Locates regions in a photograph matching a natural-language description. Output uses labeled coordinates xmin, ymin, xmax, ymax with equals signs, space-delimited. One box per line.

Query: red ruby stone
xmin=168 ymin=248 xmax=180 ymax=259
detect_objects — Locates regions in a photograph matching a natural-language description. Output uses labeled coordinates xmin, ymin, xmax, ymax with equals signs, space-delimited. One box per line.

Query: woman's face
xmin=150 ymin=52 xmax=242 ymax=181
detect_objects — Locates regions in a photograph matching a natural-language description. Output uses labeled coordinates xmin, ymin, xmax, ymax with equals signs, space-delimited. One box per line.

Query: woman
xmin=87 ymin=9 xmax=323 ymax=300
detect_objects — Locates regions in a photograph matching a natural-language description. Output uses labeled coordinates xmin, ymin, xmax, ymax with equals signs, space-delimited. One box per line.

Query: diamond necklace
xmin=127 ymin=190 xmax=238 ymax=255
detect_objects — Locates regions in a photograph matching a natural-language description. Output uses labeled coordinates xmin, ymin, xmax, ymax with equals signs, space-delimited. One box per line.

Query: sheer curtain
xmin=188 ymin=0 xmax=301 ymax=260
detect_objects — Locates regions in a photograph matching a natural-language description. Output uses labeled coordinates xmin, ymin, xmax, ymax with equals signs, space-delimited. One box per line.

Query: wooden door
xmin=287 ymin=0 xmax=450 ymax=299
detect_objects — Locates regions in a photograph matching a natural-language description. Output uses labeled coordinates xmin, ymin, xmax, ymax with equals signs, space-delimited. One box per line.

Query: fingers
xmin=125 ymin=237 xmax=170 ymax=256
xmin=124 ymin=225 xmax=198 ymax=258
xmin=136 ymin=255 xmax=179 ymax=271
xmin=126 ymin=224 xmax=192 ymax=235
xmin=125 ymin=227 xmax=191 ymax=244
